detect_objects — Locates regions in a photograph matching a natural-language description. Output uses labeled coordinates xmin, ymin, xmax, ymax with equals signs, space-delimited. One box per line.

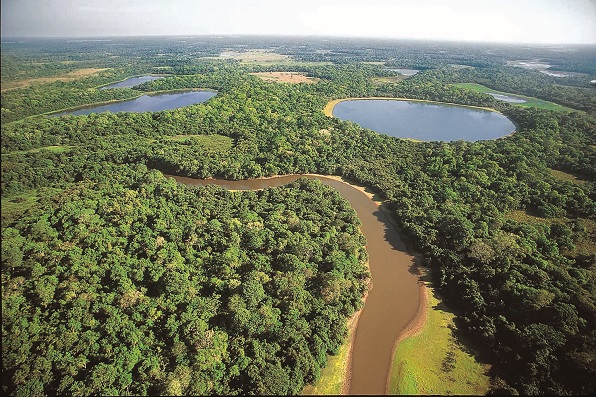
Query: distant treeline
xmin=2 ymin=38 xmax=595 ymax=395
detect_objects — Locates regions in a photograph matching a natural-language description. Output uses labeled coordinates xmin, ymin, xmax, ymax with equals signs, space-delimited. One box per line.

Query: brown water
xmin=168 ymin=174 xmax=420 ymax=395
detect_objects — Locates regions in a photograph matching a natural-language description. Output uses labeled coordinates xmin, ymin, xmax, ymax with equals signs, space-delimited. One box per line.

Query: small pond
xmin=53 ymin=90 xmax=216 ymax=117
xmin=101 ymin=75 xmax=164 ymax=89
xmin=332 ymin=99 xmax=516 ymax=141
xmin=487 ymin=92 xmax=527 ymax=103
xmin=384 ymin=68 xmax=420 ymax=76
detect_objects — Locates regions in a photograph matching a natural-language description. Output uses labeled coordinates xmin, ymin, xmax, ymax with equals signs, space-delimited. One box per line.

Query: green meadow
xmin=454 ymin=83 xmax=572 ymax=112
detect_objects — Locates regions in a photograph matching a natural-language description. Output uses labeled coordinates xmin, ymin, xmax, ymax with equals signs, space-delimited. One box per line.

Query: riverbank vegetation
xmin=2 ymin=36 xmax=595 ymax=395
xmin=388 ymin=283 xmax=490 ymax=395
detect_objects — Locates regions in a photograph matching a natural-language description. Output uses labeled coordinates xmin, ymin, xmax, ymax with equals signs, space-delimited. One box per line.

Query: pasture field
xmin=2 ymin=68 xmax=109 ymax=91
xmin=454 ymin=83 xmax=572 ymax=112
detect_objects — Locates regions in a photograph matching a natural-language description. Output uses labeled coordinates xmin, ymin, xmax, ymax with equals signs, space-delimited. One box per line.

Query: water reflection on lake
xmin=53 ymin=90 xmax=216 ymax=116
xmin=384 ymin=68 xmax=420 ymax=76
xmin=101 ymin=75 xmax=164 ymax=89
xmin=487 ymin=92 xmax=527 ymax=103
xmin=332 ymin=99 xmax=516 ymax=141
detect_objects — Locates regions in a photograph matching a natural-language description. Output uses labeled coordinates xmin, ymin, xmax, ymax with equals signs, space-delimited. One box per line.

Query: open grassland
xmin=371 ymin=76 xmax=407 ymax=85
xmin=2 ymin=68 xmax=109 ymax=91
xmin=1 ymin=188 xmax=64 ymax=226
xmin=205 ymin=49 xmax=330 ymax=67
xmin=550 ymin=169 xmax=589 ymax=185
xmin=454 ymin=83 xmax=572 ymax=112
xmin=218 ymin=49 xmax=291 ymax=63
xmin=1 ymin=145 xmax=72 ymax=156
xmin=302 ymin=329 xmax=352 ymax=395
xmin=388 ymin=282 xmax=491 ymax=395
xmin=250 ymin=72 xmax=318 ymax=84
xmin=506 ymin=211 xmax=595 ymax=256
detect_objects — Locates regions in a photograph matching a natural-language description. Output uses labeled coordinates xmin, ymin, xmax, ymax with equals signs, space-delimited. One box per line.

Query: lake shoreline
xmin=48 ymin=88 xmax=216 ymax=117
xmin=323 ymin=96 xmax=501 ymax=118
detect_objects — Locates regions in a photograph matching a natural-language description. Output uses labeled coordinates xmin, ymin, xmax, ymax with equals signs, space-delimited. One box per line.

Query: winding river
xmin=168 ymin=173 xmax=421 ymax=395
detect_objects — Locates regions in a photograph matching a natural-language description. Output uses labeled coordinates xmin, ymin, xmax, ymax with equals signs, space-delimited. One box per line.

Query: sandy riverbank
xmin=305 ymin=174 xmax=429 ymax=395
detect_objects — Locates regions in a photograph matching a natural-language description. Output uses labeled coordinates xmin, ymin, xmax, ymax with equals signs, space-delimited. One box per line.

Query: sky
xmin=1 ymin=0 xmax=595 ymax=44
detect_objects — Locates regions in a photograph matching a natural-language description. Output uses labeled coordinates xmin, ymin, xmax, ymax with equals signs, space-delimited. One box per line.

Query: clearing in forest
xmin=250 ymin=71 xmax=318 ymax=84
xmin=2 ymin=68 xmax=109 ymax=91
xmin=218 ymin=49 xmax=291 ymax=63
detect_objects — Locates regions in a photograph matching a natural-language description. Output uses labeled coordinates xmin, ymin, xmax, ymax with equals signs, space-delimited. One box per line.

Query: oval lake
xmin=53 ymin=90 xmax=216 ymax=116
xmin=332 ymin=99 xmax=516 ymax=141
xmin=101 ymin=75 xmax=164 ymax=89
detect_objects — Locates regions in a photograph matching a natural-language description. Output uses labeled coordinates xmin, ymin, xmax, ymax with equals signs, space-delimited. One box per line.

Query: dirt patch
xmin=2 ymin=68 xmax=109 ymax=91
xmin=250 ymin=71 xmax=318 ymax=84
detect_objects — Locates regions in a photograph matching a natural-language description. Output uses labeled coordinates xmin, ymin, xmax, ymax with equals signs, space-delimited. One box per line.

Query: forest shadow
xmin=370 ymin=203 xmax=425 ymax=279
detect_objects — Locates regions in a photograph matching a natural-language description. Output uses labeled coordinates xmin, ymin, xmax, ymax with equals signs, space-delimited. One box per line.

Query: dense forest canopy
xmin=2 ymin=36 xmax=595 ymax=395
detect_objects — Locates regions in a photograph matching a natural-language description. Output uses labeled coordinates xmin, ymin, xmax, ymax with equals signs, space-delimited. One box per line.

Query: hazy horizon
xmin=2 ymin=0 xmax=595 ymax=45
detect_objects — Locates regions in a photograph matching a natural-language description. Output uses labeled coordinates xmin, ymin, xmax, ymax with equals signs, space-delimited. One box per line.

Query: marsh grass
xmin=388 ymin=284 xmax=491 ymax=395
xmin=302 ymin=334 xmax=351 ymax=395
xmin=454 ymin=83 xmax=572 ymax=112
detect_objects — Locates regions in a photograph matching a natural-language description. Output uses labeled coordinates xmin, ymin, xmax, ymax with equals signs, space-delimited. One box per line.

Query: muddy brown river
xmin=168 ymin=174 xmax=420 ymax=395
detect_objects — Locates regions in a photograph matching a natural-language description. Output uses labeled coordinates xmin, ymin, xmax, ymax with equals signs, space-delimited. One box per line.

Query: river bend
xmin=168 ymin=174 xmax=420 ymax=395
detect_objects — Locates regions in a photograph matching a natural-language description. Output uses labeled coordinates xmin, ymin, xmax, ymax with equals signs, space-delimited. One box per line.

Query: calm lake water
xmin=100 ymin=75 xmax=164 ymax=89
xmin=385 ymin=68 xmax=420 ymax=76
xmin=333 ymin=99 xmax=516 ymax=141
xmin=487 ymin=92 xmax=527 ymax=103
xmin=53 ymin=91 xmax=216 ymax=116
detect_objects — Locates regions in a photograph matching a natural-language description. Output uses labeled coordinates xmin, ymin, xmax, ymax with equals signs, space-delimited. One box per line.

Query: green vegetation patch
xmin=371 ymin=76 xmax=406 ymax=85
xmin=1 ymin=188 xmax=64 ymax=225
xmin=302 ymin=328 xmax=351 ymax=395
xmin=167 ymin=134 xmax=234 ymax=152
xmin=1 ymin=145 xmax=72 ymax=156
xmin=2 ymin=167 xmax=370 ymax=396
xmin=550 ymin=169 xmax=588 ymax=185
xmin=388 ymin=285 xmax=491 ymax=395
xmin=506 ymin=211 xmax=595 ymax=256
xmin=454 ymin=83 xmax=572 ymax=112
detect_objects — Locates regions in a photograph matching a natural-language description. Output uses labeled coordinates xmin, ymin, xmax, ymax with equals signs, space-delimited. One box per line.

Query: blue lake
xmin=101 ymin=75 xmax=164 ymax=89
xmin=53 ymin=91 xmax=217 ymax=116
xmin=332 ymin=99 xmax=516 ymax=141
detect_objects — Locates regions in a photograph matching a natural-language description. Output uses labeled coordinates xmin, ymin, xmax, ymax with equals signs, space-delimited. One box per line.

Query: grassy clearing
xmin=454 ymin=83 xmax=572 ymax=112
xmin=371 ymin=76 xmax=406 ymax=85
xmin=218 ymin=49 xmax=291 ymax=63
xmin=1 ymin=188 xmax=63 ymax=226
xmin=302 ymin=329 xmax=351 ymax=395
xmin=506 ymin=211 xmax=596 ymax=256
xmin=2 ymin=145 xmax=72 ymax=156
xmin=250 ymin=72 xmax=318 ymax=84
xmin=2 ymin=68 xmax=109 ymax=91
xmin=168 ymin=134 xmax=233 ymax=152
xmin=203 ymin=50 xmax=330 ymax=67
xmin=388 ymin=283 xmax=491 ymax=395
xmin=572 ymin=218 xmax=596 ymax=256
xmin=506 ymin=210 xmax=561 ymax=226
xmin=550 ymin=169 xmax=588 ymax=185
